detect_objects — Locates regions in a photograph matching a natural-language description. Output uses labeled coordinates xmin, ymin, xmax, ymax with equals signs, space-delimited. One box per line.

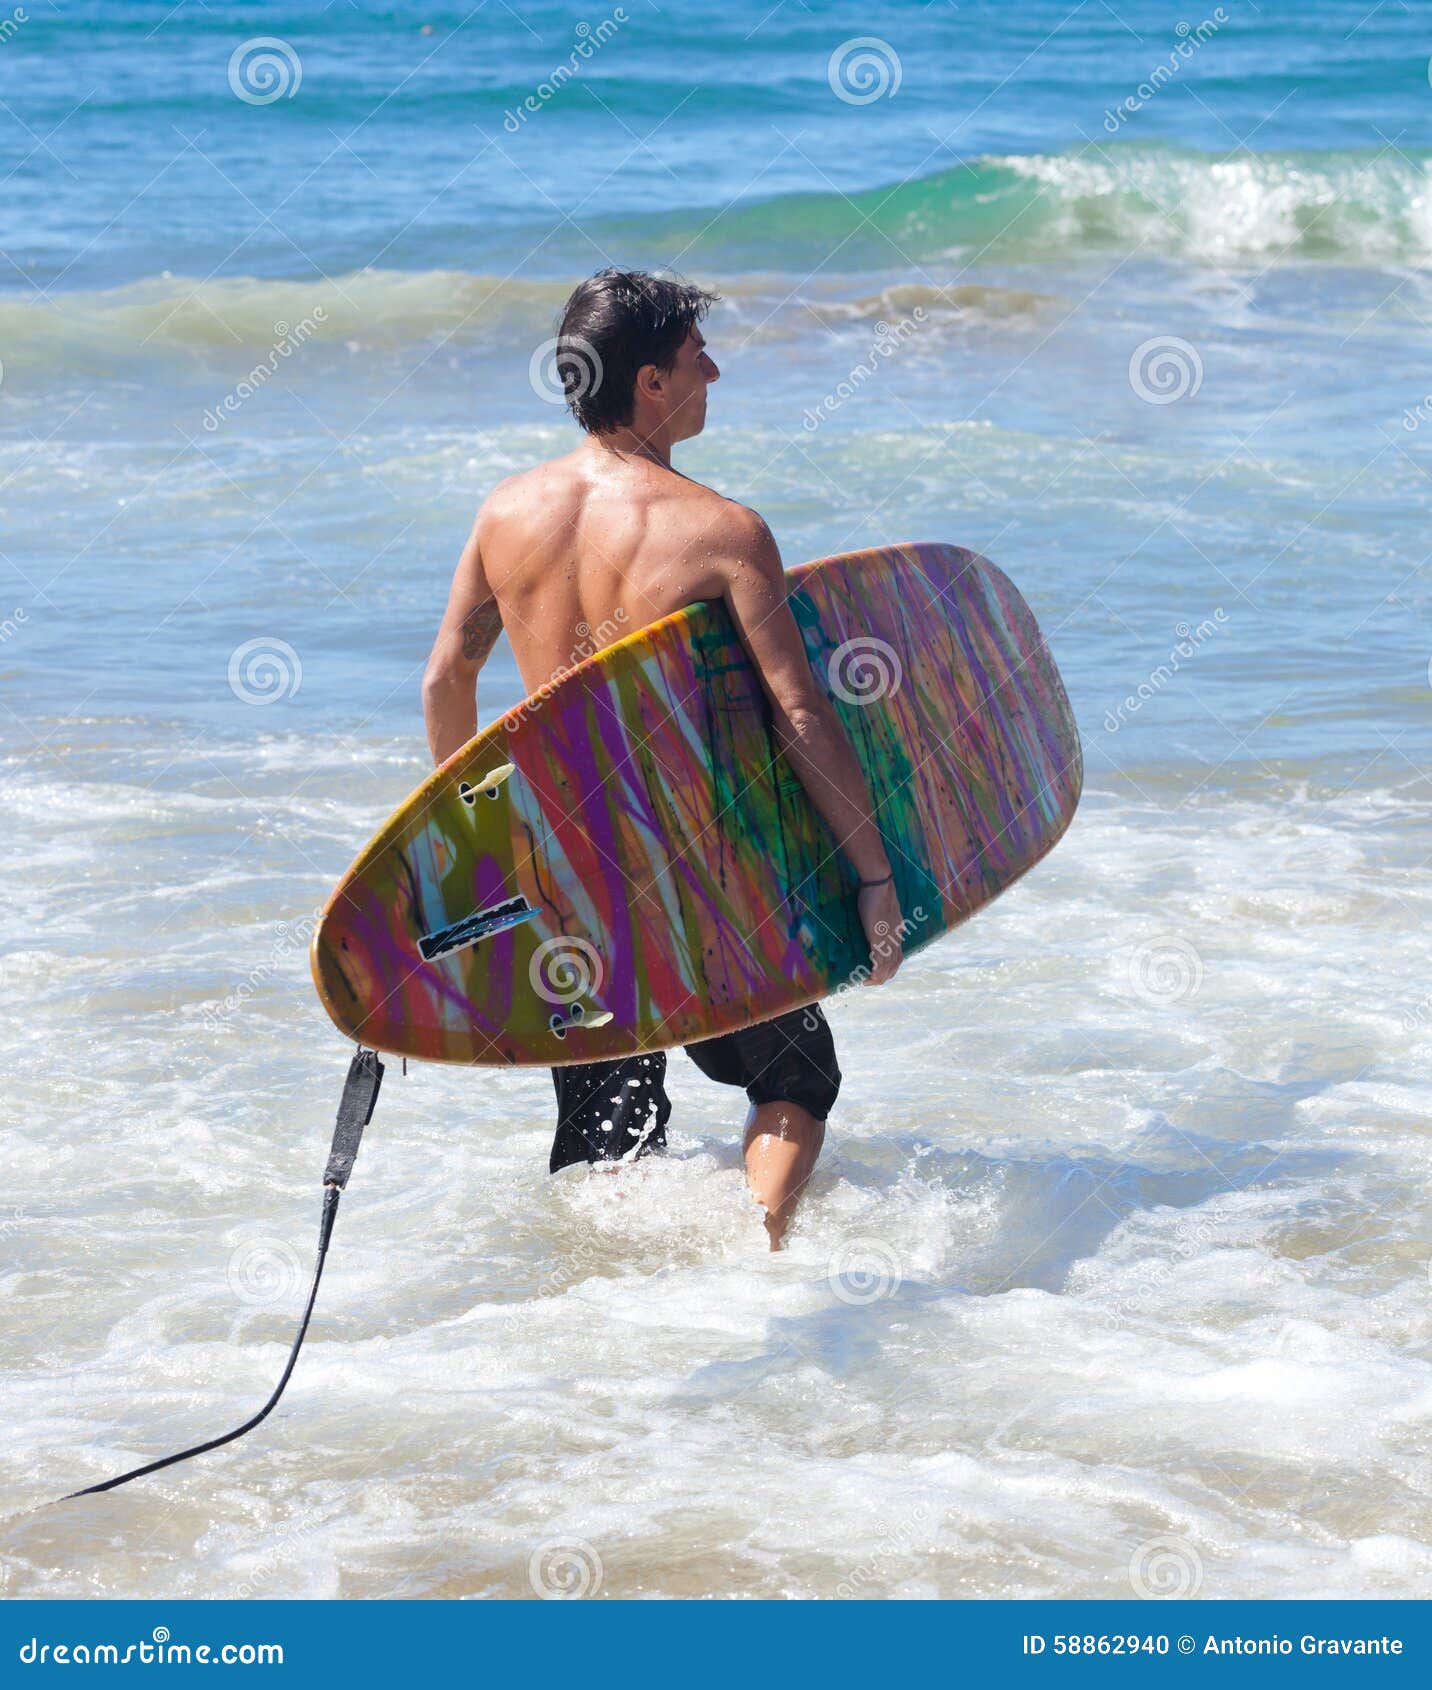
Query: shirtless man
xmin=422 ymin=269 xmax=902 ymax=1248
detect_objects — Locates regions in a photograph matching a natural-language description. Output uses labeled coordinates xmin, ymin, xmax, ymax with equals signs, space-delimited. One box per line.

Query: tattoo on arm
xmin=460 ymin=600 xmax=503 ymax=664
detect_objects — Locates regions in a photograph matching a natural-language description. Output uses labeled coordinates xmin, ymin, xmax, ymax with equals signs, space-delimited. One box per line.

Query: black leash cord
xmin=62 ymin=1048 xmax=384 ymax=1501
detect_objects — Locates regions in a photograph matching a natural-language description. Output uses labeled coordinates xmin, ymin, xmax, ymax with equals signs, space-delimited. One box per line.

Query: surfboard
xmin=310 ymin=542 xmax=1081 ymax=1066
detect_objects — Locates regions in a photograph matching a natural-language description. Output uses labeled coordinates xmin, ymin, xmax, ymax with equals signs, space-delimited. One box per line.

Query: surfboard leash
xmin=60 ymin=1047 xmax=385 ymax=1501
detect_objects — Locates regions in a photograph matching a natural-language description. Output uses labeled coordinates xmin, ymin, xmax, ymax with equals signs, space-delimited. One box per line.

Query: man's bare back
xmin=466 ymin=443 xmax=753 ymax=698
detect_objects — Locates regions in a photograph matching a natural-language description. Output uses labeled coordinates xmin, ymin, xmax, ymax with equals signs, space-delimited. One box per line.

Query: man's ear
xmin=633 ymin=361 xmax=665 ymax=405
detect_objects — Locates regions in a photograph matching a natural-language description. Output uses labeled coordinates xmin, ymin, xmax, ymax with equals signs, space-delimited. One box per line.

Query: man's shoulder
xmin=694 ymin=495 xmax=780 ymax=582
xmin=675 ymin=481 xmax=773 ymax=553
xmin=476 ymin=455 xmax=581 ymax=531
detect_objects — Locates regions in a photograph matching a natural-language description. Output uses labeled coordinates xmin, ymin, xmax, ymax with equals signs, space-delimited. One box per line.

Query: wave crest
xmin=626 ymin=144 xmax=1432 ymax=268
xmin=0 ymin=270 xmax=574 ymax=373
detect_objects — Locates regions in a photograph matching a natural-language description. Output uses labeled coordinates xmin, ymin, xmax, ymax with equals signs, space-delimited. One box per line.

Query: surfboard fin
xmin=457 ymin=762 xmax=516 ymax=806
xmin=546 ymin=1002 xmax=615 ymax=1038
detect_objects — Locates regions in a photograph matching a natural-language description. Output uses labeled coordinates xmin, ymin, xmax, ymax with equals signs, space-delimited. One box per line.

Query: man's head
xmin=556 ymin=268 xmax=720 ymax=444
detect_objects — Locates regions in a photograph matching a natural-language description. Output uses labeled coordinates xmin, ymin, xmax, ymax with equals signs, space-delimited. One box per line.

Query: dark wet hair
xmin=555 ymin=268 xmax=718 ymax=433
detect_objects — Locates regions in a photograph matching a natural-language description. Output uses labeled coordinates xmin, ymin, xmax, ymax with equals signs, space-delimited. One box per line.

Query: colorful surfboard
xmin=310 ymin=543 xmax=1081 ymax=1066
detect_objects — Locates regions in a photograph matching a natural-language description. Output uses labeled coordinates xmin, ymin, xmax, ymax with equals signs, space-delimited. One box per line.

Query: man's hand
xmin=857 ymin=879 xmax=904 ymax=986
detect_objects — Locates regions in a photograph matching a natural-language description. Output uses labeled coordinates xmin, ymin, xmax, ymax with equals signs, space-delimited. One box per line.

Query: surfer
xmin=423 ymin=268 xmax=903 ymax=1247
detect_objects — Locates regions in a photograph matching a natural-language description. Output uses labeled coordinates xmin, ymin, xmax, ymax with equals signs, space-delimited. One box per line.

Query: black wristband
xmin=857 ymin=874 xmax=894 ymax=889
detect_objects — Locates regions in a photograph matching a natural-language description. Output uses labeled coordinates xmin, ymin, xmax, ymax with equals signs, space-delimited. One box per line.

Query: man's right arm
xmin=716 ymin=509 xmax=904 ymax=985
xmin=422 ymin=508 xmax=503 ymax=766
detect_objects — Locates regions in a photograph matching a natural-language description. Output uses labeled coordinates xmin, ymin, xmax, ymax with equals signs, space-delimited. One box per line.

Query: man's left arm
xmin=422 ymin=513 xmax=503 ymax=766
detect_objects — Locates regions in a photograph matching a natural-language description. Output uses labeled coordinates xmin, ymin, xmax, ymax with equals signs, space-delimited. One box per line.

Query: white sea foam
xmin=2 ymin=769 xmax=1429 ymax=1598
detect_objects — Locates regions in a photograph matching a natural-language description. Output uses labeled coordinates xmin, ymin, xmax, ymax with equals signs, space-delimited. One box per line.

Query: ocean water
xmin=2 ymin=0 xmax=1431 ymax=1600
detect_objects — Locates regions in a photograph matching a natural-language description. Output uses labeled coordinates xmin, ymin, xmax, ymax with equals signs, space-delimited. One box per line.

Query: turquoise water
xmin=2 ymin=0 xmax=1431 ymax=1600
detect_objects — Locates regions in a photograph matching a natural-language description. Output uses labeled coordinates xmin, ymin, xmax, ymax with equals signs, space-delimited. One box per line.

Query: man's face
xmin=660 ymin=328 xmax=720 ymax=441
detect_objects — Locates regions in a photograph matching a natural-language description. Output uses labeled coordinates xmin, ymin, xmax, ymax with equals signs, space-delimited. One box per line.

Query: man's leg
xmin=685 ymin=1003 xmax=841 ymax=1248
xmin=549 ymin=1052 xmax=670 ymax=1174
xmin=743 ymin=1100 xmax=825 ymax=1250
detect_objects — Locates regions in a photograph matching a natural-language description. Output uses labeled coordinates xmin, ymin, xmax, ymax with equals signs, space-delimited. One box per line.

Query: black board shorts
xmin=549 ymin=1004 xmax=841 ymax=1173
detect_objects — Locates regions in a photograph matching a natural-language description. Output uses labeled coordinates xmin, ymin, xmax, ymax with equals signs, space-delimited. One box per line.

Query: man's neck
xmin=588 ymin=425 xmax=672 ymax=470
